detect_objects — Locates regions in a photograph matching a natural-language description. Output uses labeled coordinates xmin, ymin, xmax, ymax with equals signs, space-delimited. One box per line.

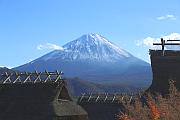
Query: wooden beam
xmin=88 ymin=94 xmax=92 ymax=102
xmin=95 ymin=95 xmax=100 ymax=102
xmin=104 ymin=93 xmax=108 ymax=102
xmin=167 ymin=40 xmax=180 ymax=41
xmin=79 ymin=93 xmax=85 ymax=102
xmin=112 ymin=95 xmax=116 ymax=102
xmin=34 ymin=72 xmax=42 ymax=83
xmin=3 ymin=75 xmax=11 ymax=84
xmin=13 ymin=75 xmax=21 ymax=83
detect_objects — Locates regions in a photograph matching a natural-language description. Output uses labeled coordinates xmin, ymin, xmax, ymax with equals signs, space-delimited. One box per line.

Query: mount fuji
xmin=14 ymin=33 xmax=152 ymax=88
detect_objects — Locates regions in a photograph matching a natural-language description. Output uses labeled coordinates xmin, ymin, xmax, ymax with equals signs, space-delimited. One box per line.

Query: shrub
xmin=116 ymin=80 xmax=180 ymax=120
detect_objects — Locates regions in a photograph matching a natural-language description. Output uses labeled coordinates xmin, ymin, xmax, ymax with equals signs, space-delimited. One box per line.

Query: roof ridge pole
xmin=161 ymin=38 xmax=165 ymax=56
xmin=112 ymin=94 xmax=116 ymax=103
xmin=13 ymin=74 xmax=21 ymax=83
xmin=104 ymin=93 xmax=108 ymax=102
xmin=95 ymin=95 xmax=100 ymax=102
xmin=44 ymin=70 xmax=52 ymax=82
xmin=3 ymin=73 xmax=11 ymax=84
xmin=87 ymin=94 xmax=92 ymax=102
xmin=79 ymin=93 xmax=85 ymax=102
xmin=55 ymin=75 xmax=61 ymax=82
xmin=24 ymin=72 xmax=32 ymax=83
xmin=34 ymin=71 xmax=42 ymax=83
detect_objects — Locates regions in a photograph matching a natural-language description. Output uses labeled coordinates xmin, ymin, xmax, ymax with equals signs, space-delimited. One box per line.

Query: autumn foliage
xmin=148 ymin=101 xmax=160 ymax=120
xmin=115 ymin=112 xmax=131 ymax=120
xmin=115 ymin=80 xmax=180 ymax=120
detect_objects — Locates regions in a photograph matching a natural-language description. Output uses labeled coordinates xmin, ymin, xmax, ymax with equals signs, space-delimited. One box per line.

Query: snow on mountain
xmin=14 ymin=33 xmax=152 ymax=89
xmin=39 ymin=33 xmax=132 ymax=62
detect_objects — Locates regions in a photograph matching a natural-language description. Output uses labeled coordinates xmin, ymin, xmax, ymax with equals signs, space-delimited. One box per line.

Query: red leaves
xmin=148 ymin=101 xmax=160 ymax=120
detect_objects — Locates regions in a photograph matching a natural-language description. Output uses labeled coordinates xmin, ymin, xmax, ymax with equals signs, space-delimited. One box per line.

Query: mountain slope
xmin=14 ymin=33 xmax=152 ymax=88
xmin=66 ymin=77 xmax=144 ymax=96
xmin=38 ymin=34 xmax=132 ymax=62
xmin=0 ymin=67 xmax=15 ymax=75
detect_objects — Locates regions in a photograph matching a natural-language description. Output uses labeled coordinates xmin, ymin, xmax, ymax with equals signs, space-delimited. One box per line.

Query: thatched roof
xmin=0 ymin=71 xmax=88 ymax=120
xmin=149 ymin=50 xmax=180 ymax=94
xmin=53 ymin=100 xmax=87 ymax=116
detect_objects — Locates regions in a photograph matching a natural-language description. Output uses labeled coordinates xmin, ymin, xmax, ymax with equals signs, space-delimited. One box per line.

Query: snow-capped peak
xmin=39 ymin=33 xmax=132 ymax=61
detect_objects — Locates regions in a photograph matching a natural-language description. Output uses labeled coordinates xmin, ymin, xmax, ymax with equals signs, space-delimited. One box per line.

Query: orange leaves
xmin=148 ymin=101 xmax=160 ymax=120
xmin=115 ymin=80 xmax=179 ymax=120
xmin=115 ymin=101 xmax=160 ymax=120
xmin=115 ymin=112 xmax=131 ymax=120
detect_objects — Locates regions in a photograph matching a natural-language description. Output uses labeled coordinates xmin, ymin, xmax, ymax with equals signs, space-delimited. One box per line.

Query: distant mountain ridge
xmin=14 ymin=33 xmax=152 ymax=90
xmin=0 ymin=67 xmax=15 ymax=74
xmin=0 ymin=67 xmax=143 ymax=96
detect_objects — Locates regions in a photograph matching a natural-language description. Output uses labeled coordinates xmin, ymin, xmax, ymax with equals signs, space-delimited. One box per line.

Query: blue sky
xmin=0 ymin=0 xmax=180 ymax=68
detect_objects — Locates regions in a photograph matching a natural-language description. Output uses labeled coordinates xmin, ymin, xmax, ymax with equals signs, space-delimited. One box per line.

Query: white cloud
xmin=37 ymin=43 xmax=64 ymax=50
xmin=0 ymin=66 xmax=13 ymax=69
xmin=137 ymin=33 xmax=180 ymax=50
xmin=156 ymin=14 xmax=177 ymax=20
xmin=136 ymin=37 xmax=160 ymax=49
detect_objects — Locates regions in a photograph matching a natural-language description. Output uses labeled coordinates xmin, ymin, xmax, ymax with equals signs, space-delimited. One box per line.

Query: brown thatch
xmin=77 ymin=93 xmax=135 ymax=120
xmin=0 ymin=72 xmax=88 ymax=120
xmin=149 ymin=50 xmax=180 ymax=95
